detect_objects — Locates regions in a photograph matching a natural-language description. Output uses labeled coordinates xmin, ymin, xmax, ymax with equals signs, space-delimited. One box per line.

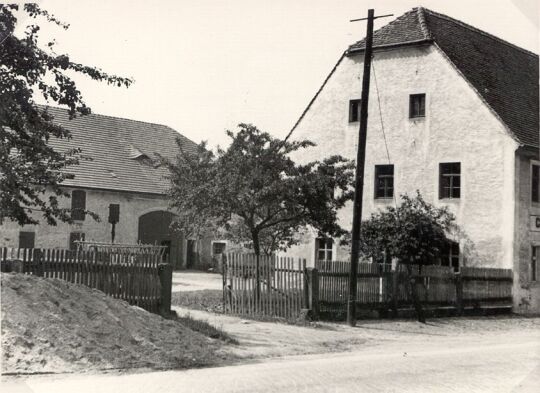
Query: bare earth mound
xmin=1 ymin=273 xmax=228 ymax=374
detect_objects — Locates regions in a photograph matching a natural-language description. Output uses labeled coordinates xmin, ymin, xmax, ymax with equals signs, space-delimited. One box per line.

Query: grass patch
xmin=173 ymin=312 xmax=238 ymax=344
xmin=172 ymin=290 xmax=223 ymax=313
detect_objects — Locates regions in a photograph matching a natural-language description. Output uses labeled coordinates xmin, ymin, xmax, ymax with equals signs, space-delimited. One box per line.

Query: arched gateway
xmin=138 ymin=211 xmax=183 ymax=269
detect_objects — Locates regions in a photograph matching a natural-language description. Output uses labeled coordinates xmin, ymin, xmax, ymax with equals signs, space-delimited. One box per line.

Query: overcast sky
xmin=31 ymin=0 xmax=539 ymax=148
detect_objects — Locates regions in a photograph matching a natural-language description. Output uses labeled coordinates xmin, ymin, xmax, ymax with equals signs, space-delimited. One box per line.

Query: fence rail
xmin=1 ymin=247 xmax=172 ymax=315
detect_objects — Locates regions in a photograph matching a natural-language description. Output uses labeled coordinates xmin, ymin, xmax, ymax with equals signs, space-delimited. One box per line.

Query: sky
xmin=23 ymin=0 xmax=540 ymax=148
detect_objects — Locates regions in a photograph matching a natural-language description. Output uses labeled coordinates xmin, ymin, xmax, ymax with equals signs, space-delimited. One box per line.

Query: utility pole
xmin=347 ymin=9 xmax=392 ymax=327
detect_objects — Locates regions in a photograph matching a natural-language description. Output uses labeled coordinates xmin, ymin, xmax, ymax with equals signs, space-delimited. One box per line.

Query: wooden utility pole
xmin=347 ymin=9 xmax=392 ymax=327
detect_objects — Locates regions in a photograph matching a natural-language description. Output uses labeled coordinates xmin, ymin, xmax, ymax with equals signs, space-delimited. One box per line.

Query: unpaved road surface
xmin=3 ymin=330 xmax=538 ymax=393
xmin=171 ymin=272 xmax=222 ymax=293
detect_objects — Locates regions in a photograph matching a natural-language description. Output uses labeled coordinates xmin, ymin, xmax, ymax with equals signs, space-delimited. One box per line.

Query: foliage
xmin=360 ymin=192 xmax=456 ymax=264
xmin=165 ymin=123 xmax=355 ymax=255
xmin=0 ymin=4 xmax=132 ymax=225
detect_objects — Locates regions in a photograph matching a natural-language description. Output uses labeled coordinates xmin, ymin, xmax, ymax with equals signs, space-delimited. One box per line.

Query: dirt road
xmin=4 ymin=328 xmax=538 ymax=393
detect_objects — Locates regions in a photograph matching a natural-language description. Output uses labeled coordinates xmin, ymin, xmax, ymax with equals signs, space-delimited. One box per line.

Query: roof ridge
xmin=422 ymin=7 xmax=538 ymax=57
xmin=415 ymin=7 xmax=432 ymax=40
xmin=40 ymin=104 xmax=178 ymax=131
xmin=350 ymin=8 xmax=421 ymax=47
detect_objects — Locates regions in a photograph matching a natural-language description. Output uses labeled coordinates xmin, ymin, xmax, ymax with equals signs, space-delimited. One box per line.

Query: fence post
xmin=305 ymin=267 xmax=319 ymax=320
xmin=455 ymin=272 xmax=463 ymax=316
xmin=33 ymin=249 xmax=44 ymax=277
xmin=391 ymin=270 xmax=398 ymax=318
xmin=158 ymin=263 xmax=173 ymax=317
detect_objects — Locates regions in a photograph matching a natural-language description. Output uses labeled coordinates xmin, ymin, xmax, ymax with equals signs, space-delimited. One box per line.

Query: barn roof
xmin=348 ymin=7 xmax=539 ymax=148
xmin=44 ymin=106 xmax=197 ymax=195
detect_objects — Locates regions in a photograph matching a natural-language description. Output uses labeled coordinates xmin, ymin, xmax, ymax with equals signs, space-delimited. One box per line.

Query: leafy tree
xmin=0 ymin=4 xmax=132 ymax=225
xmin=165 ymin=123 xmax=355 ymax=293
xmin=360 ymin=192 xmax=457 ymax=322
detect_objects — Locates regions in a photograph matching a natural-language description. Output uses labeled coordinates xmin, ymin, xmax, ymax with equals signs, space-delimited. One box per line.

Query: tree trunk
xmin=252 ymin=231 xmax=261 ymax=305
xmin=407 ymin=263 xmax=426 ymax=323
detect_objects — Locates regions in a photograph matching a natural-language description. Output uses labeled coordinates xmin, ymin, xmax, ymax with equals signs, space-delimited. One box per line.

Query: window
xmin=374 ymin=164 xmax=394 ymax=199
xmin=69 ymin=232 xmax=85 ymax=250
xmin=532 ymin=246 xmax=539 ymax=281
xmin=532 ymin=164 xmax=539 ymax=203
xmin=316 ymin=238 xmax=333 ymax=262
xmin=349 ymin=99 xmax=361 ymax=122
xmin=409 ymin=93 xmax=426 ymax=118
xmin=212 ymin=242 xmax=227 ymax=256
xmin=442 ymin=241 xmax=460 ymax=271
xmin=19 ymin=231 xmax=35 ymax=249
xmin=439 ymin=162 xmax=461 ymax=199
xmin=71 ymin=190 xmax=86 ymax=221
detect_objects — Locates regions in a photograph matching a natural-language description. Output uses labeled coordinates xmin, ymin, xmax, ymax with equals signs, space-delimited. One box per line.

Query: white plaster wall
xmin=514 ymin=154 xmax=540 ymax=313
xmin=288 ymin=44 xmax=518 ymax=270
xmin=0 ymin=188 xmax=169 ymax=249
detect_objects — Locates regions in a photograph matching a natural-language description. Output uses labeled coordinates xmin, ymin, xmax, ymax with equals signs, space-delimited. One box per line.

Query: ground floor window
xmin=18 ymin=231 xmax=35 ymax=249
xmin=212 ymin=241 xmax=227 ymax=256
xmin=441 ymin=241 xmax=460 ymax=271
xmin=532 ymin=246 xmax=539 ymax=282
xmin=69 ymin=232 xmax=85 ymax=250
xmin=316 ymin=238 xmax=333 ymax=262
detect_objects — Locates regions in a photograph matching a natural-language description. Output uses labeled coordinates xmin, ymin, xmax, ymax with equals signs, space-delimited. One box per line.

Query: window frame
xmin=374 ymin=164 xmax=394 ymax=199
xmin=69 ymin=232 xmax=85 ymax=250
xmin=441 ymin=240 xmax=460 ymax=272
xmin=348 ymin=99 xmax=361 ymax=123
xmin=71 ymin=190 xmax=86 ymax=221
xmin=439 ymin=162 xmax=461 ymax=200
xmin=409 ymin=93 xmax=426 ymax=118
xmin=315 ymin=238 xmax=333 ymax=262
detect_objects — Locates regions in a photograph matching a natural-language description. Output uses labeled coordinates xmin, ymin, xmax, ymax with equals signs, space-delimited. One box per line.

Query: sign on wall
xmin=530 ymin=215 xmax=540 ymax=232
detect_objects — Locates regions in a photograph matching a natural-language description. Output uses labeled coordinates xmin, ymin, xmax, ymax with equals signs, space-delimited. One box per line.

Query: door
xmin=186 ymin=240 xmax=197 ymax=269
xmin=138 ymin=211 xmax=182 ymax=269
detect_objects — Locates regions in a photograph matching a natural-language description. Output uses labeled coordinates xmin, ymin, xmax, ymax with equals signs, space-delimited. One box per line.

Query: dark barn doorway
xmin=138 ymin=211 xmax=183 ymax=269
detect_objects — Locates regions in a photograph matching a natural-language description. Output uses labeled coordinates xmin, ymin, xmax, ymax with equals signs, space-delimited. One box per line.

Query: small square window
xmin=439 ymin=162 xmax=461 ymax=199
xmin=316 ymin=238 xmax=333 ymax=262
xmin=409 ymin=94 xmax=426 ymax=118
xmin=349 ymin=99 xmax=361 ymax=122
xmin=212 ymin=242 xmax=227 ymax=256
xmin=69 ymin=232 xmax=85 ymax=250
xmin=532 ymin=164 xmax=539 ymax=203
xmin=19 ymin=231 xmax=35 ymax=249
xmin=374 ymin=164 xmax=394 ymax=199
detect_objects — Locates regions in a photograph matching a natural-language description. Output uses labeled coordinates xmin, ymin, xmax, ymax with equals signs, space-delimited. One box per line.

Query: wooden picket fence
xmin=1 ymin=247 xmax=172 ymax=315
xmin=314 ymin=260 xmax=513 ymax=318
xmin=222 ymin=254 xmax=306 ymax=319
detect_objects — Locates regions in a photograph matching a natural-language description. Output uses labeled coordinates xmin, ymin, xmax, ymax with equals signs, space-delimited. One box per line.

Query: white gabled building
xmin=286 ymin=7 xmax=540 ymax=313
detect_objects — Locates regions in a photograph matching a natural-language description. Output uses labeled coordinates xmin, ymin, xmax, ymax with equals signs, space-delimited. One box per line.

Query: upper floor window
xmin=19 ymin=231 xmax=35 ymax=249
xmin=409 ymin=93 xmax=426 ymax=118
xmin=374 ymin=164 xmax=394 ymax=199
xmin=439 ymin=162 xmax=461 ymax=199
xmin=316 ymin=238 xmax=333 ymax=262
xmin=349 ymin=99 xmax=361 ymax=122
xmin=532 ymin=164 xmax=539 ymax=203
xmin=532 ymin=246 xmax=539 ymax=282
xmin=71 ymin=190 xmax=86 ymax=221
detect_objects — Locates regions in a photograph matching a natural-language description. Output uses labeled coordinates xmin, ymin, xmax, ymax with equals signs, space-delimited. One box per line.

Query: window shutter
xmin=71 ymin=190 xmax=86 ymax=221
xmin=19 ymin=232 xmax=35 ymax=249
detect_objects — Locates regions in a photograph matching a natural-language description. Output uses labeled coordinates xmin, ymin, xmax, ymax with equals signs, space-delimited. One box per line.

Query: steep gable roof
xmin=44 ymin=106 xmax=197 ymax=195
xmin=348 ymin=7 xmax=539 ymax=148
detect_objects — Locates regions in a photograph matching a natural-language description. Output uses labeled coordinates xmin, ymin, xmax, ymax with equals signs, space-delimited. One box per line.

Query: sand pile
xmin=1 ymin=273 xmax=227 ymax=374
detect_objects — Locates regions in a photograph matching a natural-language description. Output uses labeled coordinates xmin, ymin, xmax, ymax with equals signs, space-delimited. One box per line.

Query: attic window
xmin=349 ymin=99 xmax=361 ymax=122
xmin=409 ymin=94 xmax=426 ymax=118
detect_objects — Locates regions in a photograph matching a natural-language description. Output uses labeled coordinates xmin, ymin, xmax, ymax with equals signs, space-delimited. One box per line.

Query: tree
xmin=165 ymin=123 xmax=355 ymax=294
xmin=360 ymin=192 xmax=457 ymax=322
xmin=0 ymin=4 xmax=132 ymax=225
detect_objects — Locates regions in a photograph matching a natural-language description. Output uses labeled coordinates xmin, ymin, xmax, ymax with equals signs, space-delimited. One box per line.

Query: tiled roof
xmin=348 ymin=7 xmax=539 ymax=148
xmin=44 ymin=106 xmax=197 ymax=195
